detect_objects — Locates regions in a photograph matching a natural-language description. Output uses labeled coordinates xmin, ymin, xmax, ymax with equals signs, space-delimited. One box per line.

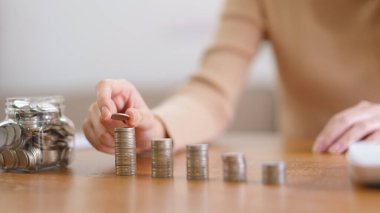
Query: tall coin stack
xmin=222 ymin=152 xmax=247 ymax=182
xmin=186 ymin=144 xmax=209 ymax=180
xmin=151 ymin=138 xmax=173 ymax=178
xmin=262 ymin=161 xmax=286 ymax=185
xmin=114 ymin=128 xmax=136 ymax=176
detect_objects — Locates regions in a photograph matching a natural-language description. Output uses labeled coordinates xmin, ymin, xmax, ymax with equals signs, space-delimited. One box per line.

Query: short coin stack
xmin=151 ymin=138 xmax=173 ymax=178
xmin=222 ymin=152 xmax=247 ymax=182
xmin=262 ymin=161 xmax=287 ymax=185
xmin=114 ymin=128 xmax=136 ymax=176
xmin=186 ymin=144 xmax=209 ymax=180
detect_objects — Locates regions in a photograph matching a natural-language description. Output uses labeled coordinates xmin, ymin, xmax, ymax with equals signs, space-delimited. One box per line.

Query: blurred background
xmin=0 ymin=0 xmax=277 ymax=135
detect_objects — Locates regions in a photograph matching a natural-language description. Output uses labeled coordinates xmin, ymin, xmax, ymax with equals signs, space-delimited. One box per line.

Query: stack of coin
xmin=114 ymin=128 xmax=136 ymax=176
xmin=262 ymin=161 xmax=287 ymax=185
xmin=151 ymin=138 xmax=173 ymax=178
xmin=222 ymin=152 xmax=247 ymax=182
xmin=186 ymin=144 xmax=208 ymax=180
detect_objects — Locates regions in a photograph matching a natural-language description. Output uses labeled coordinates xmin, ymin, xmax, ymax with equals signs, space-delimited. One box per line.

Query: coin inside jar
xmin=1 ymin=96 xmax=75 ymax=171
xmin=0 ymin=125 xmax=7 ymax=147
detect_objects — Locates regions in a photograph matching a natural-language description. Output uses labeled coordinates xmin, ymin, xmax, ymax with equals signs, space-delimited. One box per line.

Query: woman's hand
xmin=313 ymin=101 xmax=380 ymax=154
xmin=82 ymin=79 xmax=166 ymax=154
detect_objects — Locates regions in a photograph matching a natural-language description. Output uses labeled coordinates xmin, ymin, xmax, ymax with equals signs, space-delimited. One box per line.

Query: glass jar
xmin=0 ymin=96 xmax=75 ymax=172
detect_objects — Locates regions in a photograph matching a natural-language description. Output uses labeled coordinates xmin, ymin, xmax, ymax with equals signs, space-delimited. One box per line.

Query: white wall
xmin=0 ymin=0 xmax=276 ymax=93
xmin=0 ymin=0 xmax=277 ymax=132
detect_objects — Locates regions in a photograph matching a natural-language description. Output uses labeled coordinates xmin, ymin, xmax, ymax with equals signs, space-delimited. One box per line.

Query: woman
xmin=83 ymin=0 xmax=380 ymax=154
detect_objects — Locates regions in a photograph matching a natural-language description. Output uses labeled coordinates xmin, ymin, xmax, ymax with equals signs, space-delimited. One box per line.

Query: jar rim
xmin=6 ymin=96 xmax=64 ymax=103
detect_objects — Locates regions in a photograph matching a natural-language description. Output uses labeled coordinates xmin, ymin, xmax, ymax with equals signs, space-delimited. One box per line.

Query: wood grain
xmin=0 ymin=133 xmax=379 ymax=213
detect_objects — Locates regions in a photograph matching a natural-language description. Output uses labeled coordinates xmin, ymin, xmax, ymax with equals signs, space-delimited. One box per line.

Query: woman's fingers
xmin=327 ymin=116 xmax=380 ymax=154
xmin=83 ymin=103 xmax=157 ymax=154
xmin=83 ymin=102 xmax=129 ymax=153
xmin=364 ymin=130 xmax=380 ymax=142
xmin=126 ymin=108 xmax=155 ymax=130
xmin=83 ymin=79 xmax=160 ymax=154
xmin=96 ymin=79 xmax=139 ymax=119
xmin=83 ymin=115 xmax=115 ymax=154
xmin=313 ymin=101 xmax=380 ymax=154
xmin=313 ymin=101 xmax=372 ymax=153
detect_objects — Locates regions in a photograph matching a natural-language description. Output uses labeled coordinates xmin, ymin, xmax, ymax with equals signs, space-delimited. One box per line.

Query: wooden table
xmin=0 ymin=133 xmax=379 ymax=213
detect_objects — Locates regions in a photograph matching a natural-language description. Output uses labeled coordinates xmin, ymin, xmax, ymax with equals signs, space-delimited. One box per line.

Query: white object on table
xmin=347 ymin=142 xmax=380 ymax=184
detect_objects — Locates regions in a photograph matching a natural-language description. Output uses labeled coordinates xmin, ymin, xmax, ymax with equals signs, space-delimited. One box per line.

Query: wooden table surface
xmin=0 ymin=133 xmax=379 ymax=213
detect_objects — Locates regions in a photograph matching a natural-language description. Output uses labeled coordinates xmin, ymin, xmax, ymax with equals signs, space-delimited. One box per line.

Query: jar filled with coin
xmin=0 ymin=96 xmax=75 ymax=172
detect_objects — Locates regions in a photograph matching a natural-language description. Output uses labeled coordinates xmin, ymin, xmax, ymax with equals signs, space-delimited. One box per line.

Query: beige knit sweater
xmin=153 ymin=0 xmax=380 ymax=146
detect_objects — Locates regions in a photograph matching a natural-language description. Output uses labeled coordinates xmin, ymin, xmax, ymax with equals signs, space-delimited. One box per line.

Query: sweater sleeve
xmin=153 ymin=0 xmax=265 ymax=148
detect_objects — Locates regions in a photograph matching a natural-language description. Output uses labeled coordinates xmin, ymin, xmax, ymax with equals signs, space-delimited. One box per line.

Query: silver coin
xmin=61 ymin=119 xmax=75 ymax=136
xmin=26 ymin=150 xmax=37 ymax=169
xmin=186 ymin=144 xmax=208 ymax=151
xmin=42 ymin=149 xmax=59 ymax=165
xmin=12 ymin=124 xmax=23 ymax=149
xmin=29 ymin=147 xmax=42 ymax=166
xmin=13 ymin=100 xmax=30 ymax=108
xmin=16 ymin=149 xmax=30 ymax=168
xmin=5 ymin=124 xmax=16 ymax=147
xmin=262 ymin=161 xmax=287 ymax=185
xmin=2 ymin=149 xmax=18 ymax=169
xmin=151 ymin=138 xmax=173 ymax=148
xmin=0 ymin=124 xmax=8 ymax=147
xmin=222 ymin=152 xmax=247 ymax=182
xmin=59 ymin=147 xmax=73 ymax=167
xmin=0 ymin=152 xmax=4 ymax=167
xmin=19 ymin=116 xmax=40 ymax=129
xmin=114 ymin=128 xmax=135 ymax=133
xmin=37 ymin=103 xmax=58 ymax=112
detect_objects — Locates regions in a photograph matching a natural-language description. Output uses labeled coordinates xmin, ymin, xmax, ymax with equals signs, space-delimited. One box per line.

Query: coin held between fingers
xmin=111 ymin=113 xmax=130 ymax=123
